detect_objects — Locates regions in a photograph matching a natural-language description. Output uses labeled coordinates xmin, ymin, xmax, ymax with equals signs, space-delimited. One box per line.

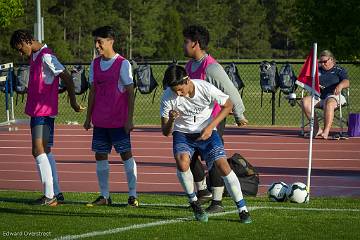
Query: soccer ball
xmin=268 ymin=181 xmax=288 ymax=202
xmin=286 ymin=182 xmax=309 ymax=203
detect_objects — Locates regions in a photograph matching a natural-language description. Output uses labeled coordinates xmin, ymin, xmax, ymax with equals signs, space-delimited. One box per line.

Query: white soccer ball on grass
xmin=286 ymin=182 xmax=309 ymax=203
xmin=268 ymin=181 xmax=288 ymax=202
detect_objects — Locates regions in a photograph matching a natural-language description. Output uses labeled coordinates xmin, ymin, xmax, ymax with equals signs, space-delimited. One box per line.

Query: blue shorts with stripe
xmin=30 ymin=116 xmax=55 ymax=147
xmin=92 ymin=127 xmax=131 ymax=154
xmin=172 ymin=130 xmax=226 ymax=170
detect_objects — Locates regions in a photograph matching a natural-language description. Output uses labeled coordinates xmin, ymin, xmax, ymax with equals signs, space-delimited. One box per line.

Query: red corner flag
xmin=296 ymin=48 xmax=320 ymax=96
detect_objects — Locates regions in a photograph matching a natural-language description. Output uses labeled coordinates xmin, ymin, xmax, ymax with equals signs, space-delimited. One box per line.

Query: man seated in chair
xmin=301 ymin=50 xmax=350 ymax=139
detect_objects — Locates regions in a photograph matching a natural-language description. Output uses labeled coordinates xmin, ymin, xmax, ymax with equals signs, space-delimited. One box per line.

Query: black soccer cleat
xmin=239 ymin=210 xmax=252 ymax=224
xmin=190 ymin=200 xmax=208 ymax=222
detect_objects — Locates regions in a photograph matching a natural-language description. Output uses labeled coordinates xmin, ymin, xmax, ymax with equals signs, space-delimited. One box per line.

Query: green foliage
xmin=0 ymin=0 xmax=359 ymax=62
xmin=264 ymin=0 xmax=302 ymax=58
xmin=0 ymin=0 xmax=24 ymax=27
xmin=226 ymin=0 xmax=271 ymax=58
xmin=155 ymin=7 xmax=183 ymax=60
xmin=295 ymin=0 xmax=360 ymax=60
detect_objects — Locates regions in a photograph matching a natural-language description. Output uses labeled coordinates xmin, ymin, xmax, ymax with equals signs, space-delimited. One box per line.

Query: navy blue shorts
xmin=172 ymin=130 xmax=226 ymax=170
xmin=30 ymin=116 xmax=55 ymax=147
xmin=92 ymin=127 xmax=131 ymax=154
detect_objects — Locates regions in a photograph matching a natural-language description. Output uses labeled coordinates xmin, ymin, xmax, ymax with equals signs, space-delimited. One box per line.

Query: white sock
xmin=47 ymin=153 xmax=61 ymax=195
xmin=176 ymin=168 xmax=197 ymax=202
xmin=194 ymin=177 xmax=207 ymax=191
xmin=123 ymin=157 xmax=137 ymax=198
xmin=222 ymin=170 xmax=248 ymax=212
xmin=96 ymin=160 xmax=109 ymax=198
xmin=212 ymin=186 xmax=224 ymax=201
xmin=35 ymin=153 xmax=54 ymax=199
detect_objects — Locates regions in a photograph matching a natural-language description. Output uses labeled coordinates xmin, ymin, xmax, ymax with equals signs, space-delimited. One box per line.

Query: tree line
xmin=1 ymin=0 xmax=359 ymax=63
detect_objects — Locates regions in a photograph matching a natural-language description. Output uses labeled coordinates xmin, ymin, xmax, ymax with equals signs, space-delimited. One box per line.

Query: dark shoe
xmin=190 ymin=200 xmax=208 ymax=222
xmin=206 ymin=200 xmax=225 ymax=213
xmin=239 ymin=210 xmax=252 ymax=224
xmin=128 ymin=196 xmax=139 ymax=207
xmin=55 ymin=193 xmax=64 ymax=203
xmin=197 ymin=189 xmax=213 ymax=205
xmin=33 ymin=195 xmax=57 ymax=206
xmin=87 ymin=196 xmax=112 ymax=206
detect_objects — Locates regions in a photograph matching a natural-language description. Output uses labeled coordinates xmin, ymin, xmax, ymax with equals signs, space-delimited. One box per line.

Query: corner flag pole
xmin=307 ymin=42 xmax=317 ymax=199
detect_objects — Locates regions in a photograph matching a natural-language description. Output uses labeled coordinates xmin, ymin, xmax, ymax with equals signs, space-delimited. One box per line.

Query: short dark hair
xmin=10 ymin=29 xmax=34 ymax=49
xmin=183 ymin=25 xmax=210 ymax=50
xmin=92 ymin=26 xmax=115 ymax=39
xmin=163 ymin=65 xmax=188 ymax=88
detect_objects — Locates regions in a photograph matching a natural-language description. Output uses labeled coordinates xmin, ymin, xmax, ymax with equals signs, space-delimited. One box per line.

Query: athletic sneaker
xmin=205 ymin=200 xmax=225 ymax=214
xmin=128 ymin=196 xmax=139 ymax=207
xmin=55 ymin=193 xmax=64 ymax=203
xmin=197 ymin=189 xmax=213 ymax=204
xmin=190 ymin=200 xmax=208 ymax=222
xmin=239 ymin=210 xmax=252 ymax=224
xmin=33 ymin=196 xmax=57 ymax=206
xmin=91 ymin=196 xmax=112 ymax=206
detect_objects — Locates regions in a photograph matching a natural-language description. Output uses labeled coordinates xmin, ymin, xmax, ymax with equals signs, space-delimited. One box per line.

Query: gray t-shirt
xmin=189 ymin=54 xmax=246 ymax=123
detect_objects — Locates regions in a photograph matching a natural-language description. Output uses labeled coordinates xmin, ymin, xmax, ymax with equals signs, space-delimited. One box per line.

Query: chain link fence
xmin=1 ymin=61 xmax=359 ymax=127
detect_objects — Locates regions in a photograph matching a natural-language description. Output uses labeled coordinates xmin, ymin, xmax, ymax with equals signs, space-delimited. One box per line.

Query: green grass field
xmin=0 ymin=190 xmax=359 ymax=240
xmin=1 ymin=62 xmax=359 ymax=126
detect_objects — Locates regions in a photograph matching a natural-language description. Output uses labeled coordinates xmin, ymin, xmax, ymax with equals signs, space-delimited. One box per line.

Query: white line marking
xmin=0 ymin=170 xmax=175 ymax=175
xmin=1 ymin=146 xmax=359 ymax=153
xmin=1 ymin=170 xmax=358 ymax=179
xmin=0 ymin=161 xmax=359 ymax=170
xmin=1 ymin=139 xmax=359 ymax=146
xmin=0 ymin=179 xmax=179 ymax=185
xmin=0 ymin=179 xmax=359 ymax=189
xmin=0 ymin=154 xmax=359 ymax=162
xmin=51 ymin=205 xmax=360 ymax=240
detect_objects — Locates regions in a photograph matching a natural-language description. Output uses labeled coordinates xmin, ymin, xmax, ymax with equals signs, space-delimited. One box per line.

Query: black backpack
xmin=225 ymin=63 xmax=245 ymax=97
xmin=278 ymin=63 xmax=297 ymax=95
xmin=260 ymin=61 xmax=279 ymax=93
xmin=134 ymin=63 xmax=158 ymax=103
xmin=225 ymin=153 xmax=259 ymax=196
xmin=14 ymin=65 xmax=30 ymax=95
xmin=71 ymin=65 xmax=88 ymax=95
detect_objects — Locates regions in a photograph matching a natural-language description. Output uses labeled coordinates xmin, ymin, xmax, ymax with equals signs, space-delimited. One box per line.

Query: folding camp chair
xmin=300 ymin=88 xmax=350 ymax=136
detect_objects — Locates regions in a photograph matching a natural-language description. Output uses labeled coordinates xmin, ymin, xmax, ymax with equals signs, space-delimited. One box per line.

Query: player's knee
xmin=214 ymin=158 xmax=231 ymax=176
xmin=32 ymin=146 xmax=44 ymax=158
xmin=120 ymin=151 xmax=132 ymax=160
xmin=175 ymin=154 xmax=190 ymax=172
xmin=95 ymin=153 xmax=108 ymax=160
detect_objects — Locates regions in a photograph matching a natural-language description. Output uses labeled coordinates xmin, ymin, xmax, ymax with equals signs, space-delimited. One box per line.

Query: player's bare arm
xmin=161 ymin=110 xmax=179 ymax=136
xmin=197 ymin=99 xmax=233 ymax=141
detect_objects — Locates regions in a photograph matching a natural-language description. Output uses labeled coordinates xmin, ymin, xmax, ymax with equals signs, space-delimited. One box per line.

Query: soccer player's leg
xmin=202 ymin=131 xmax=251 ymax=223
xmin=190 ymin=152 xmax=212 ymax=204
xmin=173 ymin=131 xmax=208 ymax=222
xmin=205 ymin=118 xmax=226 ymax=212
xmin=114 ymin=127 xmax=138 ymax=207
xmin=206 ymin=166 xmax=225 ymax=213
xmin=31 ymin=117 xmax=56 ymax=206
xmin=88 ymin=127 xmax=112 ymax=206
xmin=44 ymin=117 xmax=64 ymax=203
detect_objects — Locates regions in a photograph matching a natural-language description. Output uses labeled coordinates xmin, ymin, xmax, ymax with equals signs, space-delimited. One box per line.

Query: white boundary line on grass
xmin=52 ymin=208 xmax=242 ymax=240
xmin=52 ymin=205 xmax=360 ymax=240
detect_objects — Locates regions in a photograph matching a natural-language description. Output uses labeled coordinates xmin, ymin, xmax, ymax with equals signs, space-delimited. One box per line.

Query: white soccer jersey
xmin=160 ymin=79 xmax=229 ymax=133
